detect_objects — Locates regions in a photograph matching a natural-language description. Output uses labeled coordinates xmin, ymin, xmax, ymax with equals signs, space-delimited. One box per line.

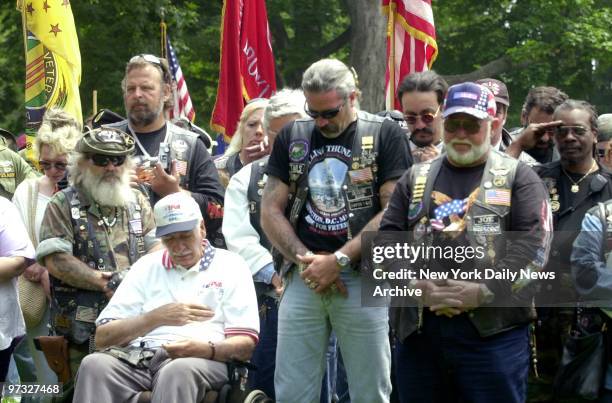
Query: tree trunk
xmin=346 ymin=0 xmax=386 ymax=113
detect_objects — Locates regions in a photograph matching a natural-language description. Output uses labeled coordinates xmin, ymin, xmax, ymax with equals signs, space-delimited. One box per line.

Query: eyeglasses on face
xmin=404 ymin=105 xmax=441 ymax=125
xmin=555 ymin=125 xmax=589 ymax=137
xmin=304 ymin=101 xmax=345 ymax=120
xmin=444 ymin=118 xmax=483 ymax=135
xmin=90 ymin=154 xmax=127 ymax=167
xmin=39 ymin=161 xmax=68 ymax=171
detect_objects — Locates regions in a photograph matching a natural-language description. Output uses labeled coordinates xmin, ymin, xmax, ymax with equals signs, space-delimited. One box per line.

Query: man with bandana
xmin=380 ymin=82 xmax=552 ymax=402
xmin=36 ymin=128 xmax=160 ymax=398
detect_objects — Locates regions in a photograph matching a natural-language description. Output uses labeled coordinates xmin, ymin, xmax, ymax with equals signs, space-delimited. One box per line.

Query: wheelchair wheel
xmin=243 ymin=390 xmax=273 ymax=403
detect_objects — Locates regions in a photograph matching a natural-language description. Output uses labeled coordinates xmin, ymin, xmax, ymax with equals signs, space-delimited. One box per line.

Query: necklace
xmin=96 ymin=204 xmax=119 ymax=228
xmin=562 ymin=160 xmax=598 ymax=193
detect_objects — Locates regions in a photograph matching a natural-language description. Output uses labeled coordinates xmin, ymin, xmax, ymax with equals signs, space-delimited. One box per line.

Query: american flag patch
xmin=485 ymin=189 xmax=511 ymax=206
xmin=175 ymin=160 xmax=188 ymax=176
xmin=348 ymin=168 xmax=373 ymax=184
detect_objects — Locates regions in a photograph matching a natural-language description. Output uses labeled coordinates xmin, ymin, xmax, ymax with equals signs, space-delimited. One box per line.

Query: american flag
xmin=434 ymin=199 xmax=467 ymax=220
xmin=166 ymin=35 xmax=195 ymax=122
xmin=382 ymin=0 xmax=438 ymax=110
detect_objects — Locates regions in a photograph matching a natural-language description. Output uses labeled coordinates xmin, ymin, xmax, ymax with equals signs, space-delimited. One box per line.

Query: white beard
xmin=80 ymin=167 xmax=133 ymax=207
xmin=445 ymin=128 xmax=491 ymax=166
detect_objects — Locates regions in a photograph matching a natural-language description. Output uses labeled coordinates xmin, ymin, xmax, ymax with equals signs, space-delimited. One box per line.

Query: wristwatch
xmin=334 ymin=251 xmax=351 ymax=270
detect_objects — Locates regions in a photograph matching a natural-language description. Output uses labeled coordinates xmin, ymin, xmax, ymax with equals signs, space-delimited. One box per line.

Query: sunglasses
xmin=90 ymin=154 xmax=126 ymax=167
xmin=129 ymin=54 xmax=171 ymax=83
xmin=304 ymin=101 xmax=345 ymax=119
xmin=444 ymin=118 xmax=482 ymax=134
xmin=39 ymin=161 xmax=68 ymax=171
xmin=555 ymin=125 xmax=589 ymax=137
xmin=404 ymin=105 xmax=441 ymax=125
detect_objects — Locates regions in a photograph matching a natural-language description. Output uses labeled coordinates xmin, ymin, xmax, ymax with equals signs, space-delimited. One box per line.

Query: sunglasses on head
xmin=404 ymin=105 xmax=441 ymax=125
xmin=129 ymin=54 xmax=171 ymax=83
xmin=555 ymin=125 xmax=589 ymax=137
xmin=444 ymin=118 xmax=482 ymax=135
xmin=90 ymin=154 xmax=126 ymax=167
xmin=39 ymin=161 xmax=68 ymax=171
xmin=304 ymin=101 xmax=345 ymax=120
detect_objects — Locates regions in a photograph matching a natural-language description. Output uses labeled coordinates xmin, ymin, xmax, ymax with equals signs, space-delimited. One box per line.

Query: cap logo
xmin=96 ymin=130 xmax=124 ymax=144
xmin=453 ymin=92 xmax=478 ymax=100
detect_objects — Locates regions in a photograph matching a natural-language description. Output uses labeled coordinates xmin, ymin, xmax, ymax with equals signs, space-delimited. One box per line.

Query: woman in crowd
xmin=215 ymin=98 xmax=269 ymax=187
xmin=11 ymin=108 xmax=80 ymax=387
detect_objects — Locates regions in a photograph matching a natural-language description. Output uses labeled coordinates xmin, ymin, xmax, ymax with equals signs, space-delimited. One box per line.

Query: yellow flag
xmin=17 ymin=0 xmax=82 ymax=159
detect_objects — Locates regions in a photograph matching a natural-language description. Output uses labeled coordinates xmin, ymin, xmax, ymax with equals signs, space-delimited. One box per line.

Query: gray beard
xmin=127 ymin=98 xmax=164 ymax=128
xmin=80 ymin=168 xmax=133 ymax=207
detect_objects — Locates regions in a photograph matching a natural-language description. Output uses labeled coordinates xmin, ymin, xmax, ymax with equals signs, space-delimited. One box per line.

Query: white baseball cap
xmin=154 ymin=192 xmax=202 ymax=237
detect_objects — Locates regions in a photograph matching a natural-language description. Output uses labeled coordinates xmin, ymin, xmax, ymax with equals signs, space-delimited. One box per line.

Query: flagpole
xmin=92 ymin=90 xmax=97 ymax=115
xmin=160 ymin=7 xmax=167 ymax=58
xmin=388 ymin=4 xmax=396 ymax=110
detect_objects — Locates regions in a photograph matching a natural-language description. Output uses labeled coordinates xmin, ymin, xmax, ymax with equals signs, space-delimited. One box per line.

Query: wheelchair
xmin=135 ymin=360 xmax=273 ymax=403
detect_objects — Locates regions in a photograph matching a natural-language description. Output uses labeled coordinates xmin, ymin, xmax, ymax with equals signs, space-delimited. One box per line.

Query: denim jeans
xmin=394 ymin=312 xmax=529 ymax=403
xmin=275 ymin=270 xmax=391 ymax=403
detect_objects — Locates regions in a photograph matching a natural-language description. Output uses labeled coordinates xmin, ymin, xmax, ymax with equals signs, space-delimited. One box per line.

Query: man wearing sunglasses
xmin=36 ymin=128 xmax=160 ymax=398
xmin=261 ymin=58 xmax=411 ymax=402
xmin=106 ymin=54 xmax=226 ymax=248
xmin=530 ymin=100 xmax=612 ymax=400
xmin=381 ymin=82 xmax=552 ymax=402
xmin=397 ymin=70 xmax=447 ymax=163
xmin=507 ymin=86 xmax=568 ymax=164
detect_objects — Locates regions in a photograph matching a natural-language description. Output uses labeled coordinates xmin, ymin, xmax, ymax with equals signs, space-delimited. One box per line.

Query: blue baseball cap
xmin=442 ymin=82 xmax=497 ymax=120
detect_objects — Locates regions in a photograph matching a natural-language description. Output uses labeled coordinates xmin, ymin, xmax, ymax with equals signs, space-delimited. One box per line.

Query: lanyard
xmin=127 ymin=122 xmax=170 ymax=158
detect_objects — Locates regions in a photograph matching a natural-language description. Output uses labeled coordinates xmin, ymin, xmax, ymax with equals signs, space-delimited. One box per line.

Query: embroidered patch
xmin=289 ymin=140 xmax=309 ymax=162
xmin=485 ymin=189 xmax=511 ymax=206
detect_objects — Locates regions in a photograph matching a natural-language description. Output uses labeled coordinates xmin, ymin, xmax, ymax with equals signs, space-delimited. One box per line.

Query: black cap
xmin=92 ymin=109 xmax=125 ymax=129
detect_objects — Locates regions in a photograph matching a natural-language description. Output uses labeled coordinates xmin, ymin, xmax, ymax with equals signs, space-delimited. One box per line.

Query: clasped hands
xmin=296 ymin=253 xmax=348 ymax=297
xmin=412 ymin=279 xmax=485 ymax=318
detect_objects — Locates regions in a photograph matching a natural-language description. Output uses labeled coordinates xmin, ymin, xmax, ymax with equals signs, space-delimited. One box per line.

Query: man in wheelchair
xmin=73 ymin=192 xmax=260 ymax=403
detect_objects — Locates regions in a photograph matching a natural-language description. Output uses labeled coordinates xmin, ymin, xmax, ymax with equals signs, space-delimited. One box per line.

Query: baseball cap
xmin=76 ymin=127 xmax=135 ymax=156
xmin=598 ymin=114 xmax=612 ymax=142
xmin=442 ymin=82 xmax=497 ymax=120
xmin=154 ymin=192 xmax=203 ymax=237
xmin=476 ymin=78 xmax=510 ymax=106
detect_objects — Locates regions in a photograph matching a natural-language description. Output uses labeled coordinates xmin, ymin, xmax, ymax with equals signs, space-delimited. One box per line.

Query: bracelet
xmin=208 ymin=341 xmax=216 ymax=361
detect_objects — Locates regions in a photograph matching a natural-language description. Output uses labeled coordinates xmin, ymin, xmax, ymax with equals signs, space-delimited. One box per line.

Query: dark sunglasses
xmin=39 ymin=161 xmax=68 ymax=171
xmin=304 ymin=101 xmax=345 ymax=119
xmin=90 ymin=154 xmax=126 ymax=167
xmin=555 ymin=125 xmax=589 ymax=137
xmin=444 ymin=118 xmax=482 ymax=134
xmin=404 ymin=105 xmax=440 ymax=125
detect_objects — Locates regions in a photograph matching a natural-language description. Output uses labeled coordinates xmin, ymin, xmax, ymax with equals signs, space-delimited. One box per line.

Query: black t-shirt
xmin=381 ymin=155 xmax=550 ymax=296
xmin=267 ymin=118 xmax=411 ymax=252
xmin=134 ymin=125 xmax=166 ymax=157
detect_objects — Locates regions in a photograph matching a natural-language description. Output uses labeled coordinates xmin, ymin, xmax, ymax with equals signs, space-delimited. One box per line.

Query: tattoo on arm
xmin=48 ymin=253 xmax=104 ymax=291
xmin=261 ymin=176 xmax=308 ymax=263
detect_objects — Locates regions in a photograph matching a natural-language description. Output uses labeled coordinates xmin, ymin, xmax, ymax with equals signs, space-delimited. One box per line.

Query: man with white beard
xmin=380 ymin=82 xmax=552 ymax=402
xmin=36 ymin=127 xmax=160 ymax=399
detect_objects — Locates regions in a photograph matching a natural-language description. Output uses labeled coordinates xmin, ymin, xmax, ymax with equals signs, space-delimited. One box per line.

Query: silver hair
xmin=263 ymin=89 xmax=307 ymax=132
xmin=301 ymin=59 xmax=360 ymax=100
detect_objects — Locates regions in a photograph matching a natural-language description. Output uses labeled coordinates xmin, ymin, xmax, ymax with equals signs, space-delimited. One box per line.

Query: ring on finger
xmin=304 ymin=278 xmax=312 ymax=286
xmin=308 ymin=282 xmax=318 ymax=289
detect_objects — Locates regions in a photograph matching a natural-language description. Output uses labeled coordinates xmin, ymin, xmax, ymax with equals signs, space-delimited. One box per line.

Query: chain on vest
xmin=50 ymin=187 xmax=146 ymax=345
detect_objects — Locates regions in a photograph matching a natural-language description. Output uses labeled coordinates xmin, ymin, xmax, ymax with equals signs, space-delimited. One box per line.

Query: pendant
xmin=571 ymin=184 xmax=580 ymax=193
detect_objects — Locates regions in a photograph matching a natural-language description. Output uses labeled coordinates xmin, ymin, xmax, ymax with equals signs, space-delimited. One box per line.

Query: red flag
xmin=211 ymin=0 xmax=277 ymax=140
xmin=383 ymin=0 xmax=438 ymax=110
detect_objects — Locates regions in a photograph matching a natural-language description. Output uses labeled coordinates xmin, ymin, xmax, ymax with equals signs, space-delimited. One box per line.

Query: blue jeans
xmin=250 ymin=294 xmax=350 ymax=402
xmin=275 ymin=271 xmax=391 ymax=403
xmin=394 ymin=313 xmax=529 ymax=403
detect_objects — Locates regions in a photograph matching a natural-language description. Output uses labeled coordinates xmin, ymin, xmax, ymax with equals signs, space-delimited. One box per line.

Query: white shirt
xmin=223 ymin=162 xmax=274 ymax=276
xmin=97 ymin=247 xmax=259 ymax=348
xmin=12 ymin=178 xmax=52 ymax=244
xmin=0 ymin=197 xmax=35 ymax=349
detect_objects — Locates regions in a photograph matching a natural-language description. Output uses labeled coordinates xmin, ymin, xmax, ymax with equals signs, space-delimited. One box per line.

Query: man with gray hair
xmin=261 ymin=58 xmax=411 ymax=402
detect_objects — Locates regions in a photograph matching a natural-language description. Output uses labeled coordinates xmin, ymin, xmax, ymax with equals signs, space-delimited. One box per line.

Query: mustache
xmin=411 ymin=128 xmax=434 ymax=136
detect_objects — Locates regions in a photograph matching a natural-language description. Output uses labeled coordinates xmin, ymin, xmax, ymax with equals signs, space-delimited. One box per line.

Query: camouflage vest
xmin=50 ymin=187 xmax=146 ymax=344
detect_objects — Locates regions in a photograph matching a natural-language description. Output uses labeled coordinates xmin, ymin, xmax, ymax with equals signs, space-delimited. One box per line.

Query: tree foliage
xmin=0 ymin=0 xmax=610 ymax=135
